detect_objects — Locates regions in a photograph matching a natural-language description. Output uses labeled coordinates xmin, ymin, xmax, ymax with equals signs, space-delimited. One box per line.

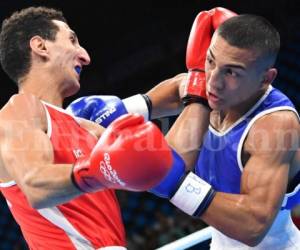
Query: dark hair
xmin=217 ymin=14 xmax=280 ymax=67
xmin=0 ymin=6 xmax=67 ymax=84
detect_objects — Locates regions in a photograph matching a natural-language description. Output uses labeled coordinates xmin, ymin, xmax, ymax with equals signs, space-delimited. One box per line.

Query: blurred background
xmin=0 ymin=0 xmax=300 ymax=249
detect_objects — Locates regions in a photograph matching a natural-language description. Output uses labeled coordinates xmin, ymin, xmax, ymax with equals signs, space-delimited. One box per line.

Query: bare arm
xmin=146 ymin=73 xmax=186 ymax=119
xmin=148 ymin=73 xmax=210 ymax=168
xmin=201 ymin=112 xmax=299 ymax=246
xmin=0 ymin=94 xmax=82 ymax=209
xmin=76 ymin=116 xmax=105 ymax=139
xmin=166 ymin=103 xmax=210 ymax=170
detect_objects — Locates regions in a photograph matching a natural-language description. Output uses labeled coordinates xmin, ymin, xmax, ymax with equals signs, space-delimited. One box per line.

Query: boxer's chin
xmin=63 ymin=81 xmax=80 ymax=98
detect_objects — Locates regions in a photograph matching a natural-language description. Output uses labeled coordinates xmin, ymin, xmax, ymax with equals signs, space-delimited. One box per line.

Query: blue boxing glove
xmin=150 ymin=149 xmax=216 ymax=217
xmin=66 ymin=94 xmax=151 ymax=128
xmin=66 ymin=95 xmax=128 ymax=128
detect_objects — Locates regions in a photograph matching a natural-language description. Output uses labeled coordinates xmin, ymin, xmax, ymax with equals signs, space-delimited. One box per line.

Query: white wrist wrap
xmin=122 ymin=94 xmax=149 ymax=121
xmin=170 ymin=172 xmax=212 ymax=216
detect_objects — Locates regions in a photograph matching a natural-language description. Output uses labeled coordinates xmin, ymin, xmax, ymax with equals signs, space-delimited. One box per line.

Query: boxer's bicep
xmin=1 ymin=126 xmax=54 ymax=184
xmin=241 ymin=157 xmax=289 ymax=216
xmin=241 ymin=111 xmax=299 ymax=215
xmin=0 ymin=93 xmax=53 ymax=184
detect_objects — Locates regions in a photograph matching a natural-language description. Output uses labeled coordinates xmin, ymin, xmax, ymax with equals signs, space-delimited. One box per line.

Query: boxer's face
xmin=45 ymin=20 xmax=91 ymax=97
xmin=205 ymin=34 xmax=269 ymax=112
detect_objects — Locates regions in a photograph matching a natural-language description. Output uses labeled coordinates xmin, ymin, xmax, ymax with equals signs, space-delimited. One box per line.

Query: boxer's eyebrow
xmin=208 ymin=49 xmax=246 ymax=71
xmin=70 ymin=30 xmax=78 ymax=40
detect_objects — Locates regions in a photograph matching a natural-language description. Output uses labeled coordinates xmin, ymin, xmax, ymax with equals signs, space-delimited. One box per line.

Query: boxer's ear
xmin=30 ymin=36 xmax=49 ymax=60
xmin=262 ymin=68 xmax=277 ymax=85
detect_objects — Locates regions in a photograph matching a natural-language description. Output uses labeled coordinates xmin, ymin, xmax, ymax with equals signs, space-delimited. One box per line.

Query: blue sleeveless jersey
xmin=195 ymin=86 xmax=300 ymax=210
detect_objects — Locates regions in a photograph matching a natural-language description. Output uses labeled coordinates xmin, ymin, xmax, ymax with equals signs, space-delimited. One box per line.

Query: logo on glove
xmin=95 ymin=107 xmax=117 ymax=124
xmin=100 ymin=153 xmax=126 ymax=187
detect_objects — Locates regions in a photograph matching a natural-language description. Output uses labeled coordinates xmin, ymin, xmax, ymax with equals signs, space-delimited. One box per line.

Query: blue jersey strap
xmin=281 ymin=172 xmax=300 ymax=210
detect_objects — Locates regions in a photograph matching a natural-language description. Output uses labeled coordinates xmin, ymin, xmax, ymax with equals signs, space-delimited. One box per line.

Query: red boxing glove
xmin=211 ymin=7 xmax=237 ymax=30
xmin=72 ymin=114 xmax=173 ymax=192
xmin=183 ymin=7 xmax=237 ymax=107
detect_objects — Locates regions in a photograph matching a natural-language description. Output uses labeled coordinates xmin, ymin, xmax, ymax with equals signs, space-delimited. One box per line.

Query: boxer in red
xmin=0 ymin=6 xmax=180 ymax=249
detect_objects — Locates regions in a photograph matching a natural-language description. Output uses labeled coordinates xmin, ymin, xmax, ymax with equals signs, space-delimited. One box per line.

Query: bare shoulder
xmin=245 ymin=110 xmax=299 ymax=155
xmin=0 ymin=93 xmax=47 ymax=134
xmin=0 ymin=94 xmax=49 ymax=182
xmin=75 ymin=117 xmax=105 ymax=139
xmin=0 ymin=93 xmax=45 ymax=119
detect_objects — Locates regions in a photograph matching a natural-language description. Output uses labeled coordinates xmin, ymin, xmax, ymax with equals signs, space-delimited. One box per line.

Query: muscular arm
xmin=0 ymin=94 xmax=82 ymax=209
xmin=146 ymin=73 xmax=186 ymax=119
xmin=201 ymin=112 xmax=299 ymax=246
xmin=147 ymin=73 xmax=210 ymax=169
xmin=166 ymin=104 xmax=210 ymax=170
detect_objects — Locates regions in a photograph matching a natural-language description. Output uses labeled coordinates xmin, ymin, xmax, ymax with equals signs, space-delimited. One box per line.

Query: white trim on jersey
xmin=282 ymin=183 xmax=300 ymax=207
xmin=42 ymin=100 xmax=81 ymax=127
xmin=209 ymin=85 xmax=273 ymax=137
xmin=42 ymin=102 xmax=53 ymax=138
xmin=37 ymin=207 xmax=95 ymax=249
xmin=42 ymin=100 xmax=99 ymax=140
xmin=210 ymin=209 xmax=300 ymax=249
xmin=39 ymin=103 xmax=95 ymax=249
xmin=0 ymin=103 xmax=54 ymax=188
xmin=42 ymin=100 xmax=73 ymax=116
xmin=6 ymin=199 xmax=12 ymax=208
xmin=0 ymin=180 xmax=16 ymax=187
xmin=237 ymin=106 xmax=299 ymax=172
xmin=0 ymin=102 xmax=54 ymax=188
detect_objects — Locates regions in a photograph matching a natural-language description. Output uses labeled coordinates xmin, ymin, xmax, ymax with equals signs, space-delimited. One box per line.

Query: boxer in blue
xmin=69 ymin=8 xmax=300 ymax=250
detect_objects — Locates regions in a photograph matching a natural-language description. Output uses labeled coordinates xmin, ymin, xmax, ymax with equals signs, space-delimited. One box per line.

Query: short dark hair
xmin=0 ymin=6 xmax=67 ymax=84
xmin=217 ymin=14 xmax=280 ymax=67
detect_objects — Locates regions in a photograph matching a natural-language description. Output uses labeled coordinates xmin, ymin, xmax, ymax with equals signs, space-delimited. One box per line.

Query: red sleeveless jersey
xmin=0 ymin=102 xmax=126 ymax=249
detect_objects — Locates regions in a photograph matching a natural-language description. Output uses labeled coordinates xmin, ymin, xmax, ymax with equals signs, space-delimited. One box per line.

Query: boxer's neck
xmin=17 ymin=72 xmax=68 ymax=107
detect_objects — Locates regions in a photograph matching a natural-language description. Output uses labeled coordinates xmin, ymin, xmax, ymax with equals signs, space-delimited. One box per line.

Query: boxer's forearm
xmin=165 ymin=103 xmax=210 ymax=170
xmin=20 ymin=163 xmax=82 ymax=209
xmin=146 ymin=73 xmax=186 ymax=119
